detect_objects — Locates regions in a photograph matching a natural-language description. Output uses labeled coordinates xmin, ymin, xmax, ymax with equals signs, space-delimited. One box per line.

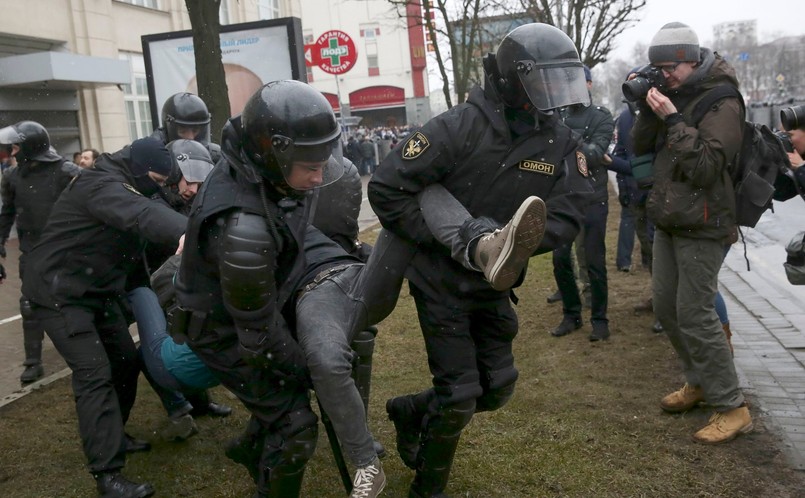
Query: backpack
xmin=690 ymin=86 xmax=790 ymax=228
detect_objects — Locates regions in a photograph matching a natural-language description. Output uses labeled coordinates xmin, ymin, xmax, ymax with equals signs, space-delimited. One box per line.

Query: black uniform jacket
xmin=174 ymin=116 xmax=310 ymax=369
xmin=0 ymin=157 xmax=77 ymax=253
xmin=561 ymin=102 xmax=614 ymax=203
xmin=22 ymin=149 xmax=186 ymax=309
xmin=369 ymin=83 xmax=592 ymax=301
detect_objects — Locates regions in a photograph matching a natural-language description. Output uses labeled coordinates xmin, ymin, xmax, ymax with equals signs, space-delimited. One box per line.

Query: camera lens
xmin=622 ymin=77 xmax=652 ymax=102
xmin=780 ymin=105 xmax=805 ymax=131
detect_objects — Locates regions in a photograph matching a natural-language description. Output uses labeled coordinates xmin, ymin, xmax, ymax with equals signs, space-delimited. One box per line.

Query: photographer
xmin=775 ymin=105 xmax=805 ymax=199
xmin=629 ymin=22 xmax=752 ymax=445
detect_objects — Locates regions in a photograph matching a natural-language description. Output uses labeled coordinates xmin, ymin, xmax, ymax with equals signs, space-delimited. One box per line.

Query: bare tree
xmin=511 ymin=0 xmax=646 ymax=69
xmin=388 ymin=0 xmax=489 ymax=108
xmin=185 ymin=0 xmax=230 ymax=143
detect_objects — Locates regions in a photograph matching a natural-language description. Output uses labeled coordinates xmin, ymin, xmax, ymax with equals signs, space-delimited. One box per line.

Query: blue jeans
xmin=128 ymin=286 xmax=193 ymax=418
xmin=296 ymin=230 xmax=415 ymax=467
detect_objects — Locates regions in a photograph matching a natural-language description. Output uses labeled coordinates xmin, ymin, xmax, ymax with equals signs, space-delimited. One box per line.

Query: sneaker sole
xmin=487 ymin=196 xmax=547 ymax=291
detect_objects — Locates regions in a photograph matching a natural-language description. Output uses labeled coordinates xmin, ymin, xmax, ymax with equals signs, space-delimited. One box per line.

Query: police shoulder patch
xmin=402 ymin=132 xmax=431 ymax=160
xmin=123 ymin=183 xmax=143 ymax=196
xmin=576 ymin=151 xmax=589 ymax=177
xmin=519 ymin=160 xmax=555 ymax=176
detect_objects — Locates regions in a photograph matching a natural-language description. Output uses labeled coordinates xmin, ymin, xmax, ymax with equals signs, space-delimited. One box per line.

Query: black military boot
xmin=408 ymin=433 xmax=461 ymax=498
xmin=386 ymin=395 xmax=423 ymax=469
xmin=94 ymin=471 xmax=154 ymax=498
xmin=187 ymin=390 xmax=233 ymax=417
xmin=551 ymin=315 xmax=582 ymax=337
xmin=20 ymin=340 xmax=44 ymax=384
xmin=225 ymin=418 xmax=265 ymax=484
xmin=124 ymin=433 xmax=151 ymax=453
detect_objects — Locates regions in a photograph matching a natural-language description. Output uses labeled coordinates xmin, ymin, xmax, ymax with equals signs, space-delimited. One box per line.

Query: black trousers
xmin=35 ymin=298 xmax=139 ymax=474
xmin=553 ymin=200 xmax=609 ymax=323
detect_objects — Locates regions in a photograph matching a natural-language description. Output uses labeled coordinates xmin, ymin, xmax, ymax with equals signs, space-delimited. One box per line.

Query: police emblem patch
xmin=519 ymin=160 xmax=555 ymax=176
xmin=576 ymin=151 xmax=589 ymax=177
xmin=402 ymin=132 xmax=431 ymax=160
xmin=123 ymin=183 xmax=143 ymax=196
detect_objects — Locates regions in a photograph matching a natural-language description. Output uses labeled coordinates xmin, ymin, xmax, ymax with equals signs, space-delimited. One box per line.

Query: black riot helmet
xmin=0 ymin=120 xmax=61 ymax=162
xmin=165 ymin=139 xmax=215 ymax=187
xmin=161 ymin=93 xmax=212 ymax=144
xmin=240 ymin=80 xmax=344 ymax=190
xmin=493 ymin=23 xmax=590 ymax=111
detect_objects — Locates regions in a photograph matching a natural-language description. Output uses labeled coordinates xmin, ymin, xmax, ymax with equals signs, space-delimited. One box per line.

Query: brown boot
xmin=723 ymin=322 xmax=734 ymax=357
xmin=692 ymin=405 xmax=753 ymax=444
xmin=660 ymin=383 xmax=704 ymax=413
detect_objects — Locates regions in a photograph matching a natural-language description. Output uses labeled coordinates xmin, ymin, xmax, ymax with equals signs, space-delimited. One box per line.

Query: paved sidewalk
xmin=721 ymin=247 xmax=805 ymax=470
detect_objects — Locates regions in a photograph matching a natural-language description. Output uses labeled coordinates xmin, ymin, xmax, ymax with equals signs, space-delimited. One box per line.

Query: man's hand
xmin=645 ymin=87 xmax=678 ymax=120
xmin=787 ymin=151 xmax=804 ymax=170
xmin=603 ymin=153 xmax=613 ymax=165
xmin=175 ymin=234 xmax=185 ymax=255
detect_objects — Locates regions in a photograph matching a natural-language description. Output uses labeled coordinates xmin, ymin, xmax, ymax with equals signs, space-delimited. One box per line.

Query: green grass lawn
xmin=1 ymin=202 xmax=804 ymax=497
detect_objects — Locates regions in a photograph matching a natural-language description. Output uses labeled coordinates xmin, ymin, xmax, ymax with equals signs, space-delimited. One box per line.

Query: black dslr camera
xmin=622 ymin=64 xmax=667 ymax=102
xmin=774 ymin=130 xmax=794 ymax=153
xmin=780 ymin=104 xmax=805 ymax=131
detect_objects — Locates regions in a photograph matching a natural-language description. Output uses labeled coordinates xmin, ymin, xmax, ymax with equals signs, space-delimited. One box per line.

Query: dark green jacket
xmin=634 ymin=49 xmax=742 ymax=240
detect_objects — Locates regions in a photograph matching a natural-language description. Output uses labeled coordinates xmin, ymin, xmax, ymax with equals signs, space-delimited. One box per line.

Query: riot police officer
xmin=369 ymin=23 xmax=592 ymax=497
xmin=173 ymin=80 xmax=344 ymax=498
xmin=22 ymin=136 xmax=187 ymax=497
xmin=0 ymin=121 xmax=78 ymax=383
xmin=151 ymin=92 xmax=222 ymax=163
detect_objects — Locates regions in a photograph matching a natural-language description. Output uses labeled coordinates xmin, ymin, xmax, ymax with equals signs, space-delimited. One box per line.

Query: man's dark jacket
xmin=561 ymin=102 xmax=614 ymax=203
xmin=22 ymin=148 xmax=186 ymax=309
xmin=0 ymin=157 xmax=77 ymax=253
xmin=633 ymin=49 xmax=742 ymax=240
xmin=369 ymin=82 xmax=592 ymax=302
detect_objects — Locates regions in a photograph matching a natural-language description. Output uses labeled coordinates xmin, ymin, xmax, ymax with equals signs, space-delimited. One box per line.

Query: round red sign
xmin=315 ymin=30 xmax=357 ymax=75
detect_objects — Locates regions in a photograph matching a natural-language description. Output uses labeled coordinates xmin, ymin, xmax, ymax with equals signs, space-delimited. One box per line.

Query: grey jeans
xmin=652 ymin=230 xmax=743 ymax=410
xmin=295 ymin=229 xmax=415 ymax=466
xmin=419 ymin=184 xmax=480 ymax=271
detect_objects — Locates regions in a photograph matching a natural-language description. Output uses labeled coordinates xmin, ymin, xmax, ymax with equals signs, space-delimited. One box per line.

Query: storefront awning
xmin=0 ymin=51 xmax=129 ymax=89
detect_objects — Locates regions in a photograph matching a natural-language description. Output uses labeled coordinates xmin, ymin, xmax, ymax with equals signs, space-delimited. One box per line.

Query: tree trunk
xmin=185 ymin=0 xmax=230 ymax=144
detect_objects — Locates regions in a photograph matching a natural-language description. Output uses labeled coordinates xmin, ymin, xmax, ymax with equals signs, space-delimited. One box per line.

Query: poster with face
xmin=142 ymin=18 xmax=306 ymax=125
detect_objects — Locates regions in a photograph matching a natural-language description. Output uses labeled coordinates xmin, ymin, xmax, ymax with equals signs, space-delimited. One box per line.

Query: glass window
xmin=119 ymin=0 xmax=159 ymax=8
xmin=220 ymin=0 xmax=230 ymax=25
xmin=119 ymin=52 xmax=153 ymax=141
xmin=258 ymin=0 xmax=280 ymax=20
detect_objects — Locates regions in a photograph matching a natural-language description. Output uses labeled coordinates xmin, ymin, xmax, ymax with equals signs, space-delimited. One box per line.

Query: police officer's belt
xmin=297 ymin=263 xmax=360 ymax=298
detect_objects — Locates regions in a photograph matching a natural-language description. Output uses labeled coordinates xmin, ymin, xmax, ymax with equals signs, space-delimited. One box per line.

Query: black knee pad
xmin=476 ymin=366 xmax=519 ymax=413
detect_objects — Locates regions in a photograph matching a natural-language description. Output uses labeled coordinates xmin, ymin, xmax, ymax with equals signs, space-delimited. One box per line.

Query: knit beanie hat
xmin=129 ymin=137 xmax=172 ymax=177
xmin=648 ymin=22 xmax=700 ymax=64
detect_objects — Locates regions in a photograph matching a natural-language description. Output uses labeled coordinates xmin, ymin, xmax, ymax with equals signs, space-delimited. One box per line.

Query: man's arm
xmin=0 ymin=170 xmax=17 ymax=247
xmin=539 ymin=147 xmax=593 ymax=254
xmin=368 ymin=107 xmax=466 ymax=245
xmin=85 ymin=178 xmax=186 ymax=248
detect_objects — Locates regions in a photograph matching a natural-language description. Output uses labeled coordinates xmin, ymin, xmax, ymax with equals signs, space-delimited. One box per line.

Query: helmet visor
xmin=176 ymin=152 xmax=215 ymax=183
xmin=0 ymin=125 xmax=22 ymax=145
xmin=517 ymin=62 xmax=590 ymax=111
xmin=273 ymin=134 xmax=345 ymax=191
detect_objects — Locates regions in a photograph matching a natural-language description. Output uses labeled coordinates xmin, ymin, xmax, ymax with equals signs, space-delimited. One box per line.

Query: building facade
xmin=0 ymin=0 xmax=428 ymax=155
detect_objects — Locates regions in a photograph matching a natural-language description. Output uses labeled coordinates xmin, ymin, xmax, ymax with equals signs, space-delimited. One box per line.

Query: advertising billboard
xmin=141 ymin=17 xmax=306 ymax=127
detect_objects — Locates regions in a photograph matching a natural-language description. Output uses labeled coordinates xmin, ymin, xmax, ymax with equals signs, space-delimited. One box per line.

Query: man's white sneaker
xmin=474 ymin=196 xmax=547 ymax=291
xmin=350 ymin=458 xmax=386 ymax=498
